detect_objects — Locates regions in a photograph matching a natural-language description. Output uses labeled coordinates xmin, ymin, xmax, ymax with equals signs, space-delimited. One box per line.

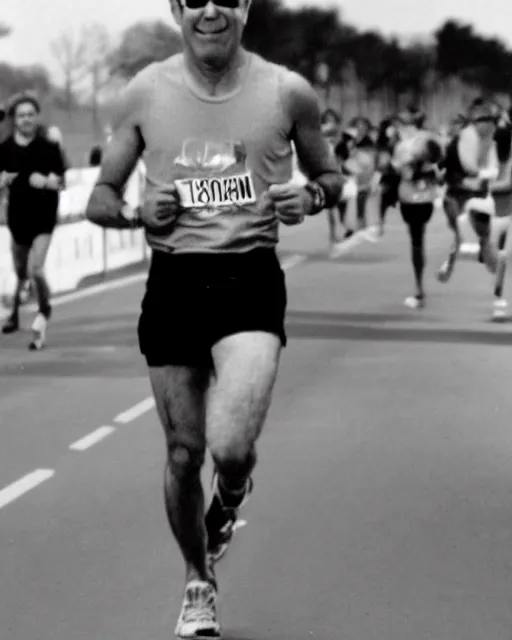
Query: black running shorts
xmin=138 ymin=248 xmax=287 ymax=367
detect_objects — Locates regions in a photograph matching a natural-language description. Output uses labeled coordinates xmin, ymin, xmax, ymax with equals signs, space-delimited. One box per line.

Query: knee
xmin=15 ymin=264 xmax=27 ymax=280
xmin=210 ymin=442 xmax=256 ymax=477
xmin=167 ymin=440 xmax=205 ymax=479
xmin=13 ymin=258 xmax=27 ymax=279
xmin=28 ymin=262 xmax=45 ymax=279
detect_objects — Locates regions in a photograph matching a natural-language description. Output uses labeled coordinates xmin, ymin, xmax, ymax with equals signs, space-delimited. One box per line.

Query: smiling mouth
xmin=196 ymin=25 xmax=228 ymax=35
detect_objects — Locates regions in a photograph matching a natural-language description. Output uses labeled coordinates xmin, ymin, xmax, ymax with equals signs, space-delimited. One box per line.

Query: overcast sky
xmin=3 ymin=0 xmax=512 ymax=81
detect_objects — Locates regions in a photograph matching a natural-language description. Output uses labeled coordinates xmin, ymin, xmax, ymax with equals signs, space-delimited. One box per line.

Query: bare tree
xmin=51 ymin=31 xmax=88 ymax=116
xmin=81 ymin=24 xmax=114 ymax=137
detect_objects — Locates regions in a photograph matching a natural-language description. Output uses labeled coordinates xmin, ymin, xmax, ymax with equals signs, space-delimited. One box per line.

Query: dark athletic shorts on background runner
xmin=138 ymin=248 xmax=287 ymax=367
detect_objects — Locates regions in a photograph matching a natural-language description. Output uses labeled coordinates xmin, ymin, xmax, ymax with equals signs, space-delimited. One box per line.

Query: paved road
xmin=2 ymin=208 xmax=512 ymax=640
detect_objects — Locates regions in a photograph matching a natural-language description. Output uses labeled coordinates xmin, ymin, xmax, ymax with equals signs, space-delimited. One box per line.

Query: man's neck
xmin=14 ymin=131 xmax=34 ymax=147
xmin=183 ymin=48 xmax=249 ymax=97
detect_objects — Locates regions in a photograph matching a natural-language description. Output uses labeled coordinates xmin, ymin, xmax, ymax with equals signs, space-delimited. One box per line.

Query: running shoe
xmin=436 ymin=255 xmax=456 ymax=283
xmin=174 ymin=580 xmax=220 ymax=639
xmin=1 ymin=313 xmax=19 ymax=334
xmin=205 ymin=473 xmax=253 ymax=563
xmin=404 ymin=295 xmax=425 ymax=310
xmin=492 ymin=298 xmax=509 ymax=322
xmin=28 ymin=312 xmax=47 ymax=351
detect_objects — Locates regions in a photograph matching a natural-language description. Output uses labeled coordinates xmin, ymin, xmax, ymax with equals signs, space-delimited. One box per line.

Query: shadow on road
xmin=286 ymin=309 xmax=512 ymax=347
xmin=223 ymin=633 xmax=267 ymax=640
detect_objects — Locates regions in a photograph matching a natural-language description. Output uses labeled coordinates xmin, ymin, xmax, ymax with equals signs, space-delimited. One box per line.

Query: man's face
xmin=13 ymin=101 xmax=39 ymax=138
xmin=172 ymin=0 xmax=250 ymax=68
xmin=355 ymin=119 xmax=369 ymax=141
xmin=476 ymin=118 xmax=496 ymax=140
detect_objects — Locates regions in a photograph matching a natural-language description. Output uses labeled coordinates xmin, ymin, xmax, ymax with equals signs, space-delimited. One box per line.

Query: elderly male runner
xmin=85 ymin=1 xmax=342 ymax=637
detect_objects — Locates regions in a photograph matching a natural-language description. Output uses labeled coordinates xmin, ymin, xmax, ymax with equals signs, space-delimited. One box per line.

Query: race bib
xmin=175 ymin=172 xmax=257 ymax=209
xmin=399 ymin=179 xmax=437 ymax=204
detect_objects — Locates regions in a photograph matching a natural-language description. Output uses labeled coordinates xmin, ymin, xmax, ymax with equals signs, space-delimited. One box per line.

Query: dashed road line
xmin=69 ymin=426 xmax=116 ymax=452
xmin=0 ymin=469 xmax=55 ymax=510
xmin=114 ymin=397 xmax=155 ymax=424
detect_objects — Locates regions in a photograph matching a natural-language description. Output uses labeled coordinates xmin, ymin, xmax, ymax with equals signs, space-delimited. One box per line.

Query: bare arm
xmin=85 ymin=81 xmax=145 ymax=229
xmin=283 ymin=72 xmax=342 ymax=211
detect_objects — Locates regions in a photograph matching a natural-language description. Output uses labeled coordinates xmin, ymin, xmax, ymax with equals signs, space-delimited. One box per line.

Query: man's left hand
xmin=29 ymin=173 xmax=49 ymax=189
xmin=266 ymin=182 xmax=312 ymax=225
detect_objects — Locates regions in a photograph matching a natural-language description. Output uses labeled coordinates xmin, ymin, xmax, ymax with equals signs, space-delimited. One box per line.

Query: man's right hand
xmin=139 ymin=183 xmax=182 ymax=235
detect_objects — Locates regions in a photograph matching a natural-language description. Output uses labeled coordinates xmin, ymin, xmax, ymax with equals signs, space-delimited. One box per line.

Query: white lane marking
xmin=329 ymin=225 xmax=380 ymax=258
xmin=69 ymin=426 xmax=116 ymax=451
xmin=0 ymin=469 xmax=55 ymax=510
xmin=280 ymin=254 xmax=307 ymax=271
xmin=113 ymin=397 xmax=155 ymax=424
xmin=25 ymin=272 xmax=147 ymax=312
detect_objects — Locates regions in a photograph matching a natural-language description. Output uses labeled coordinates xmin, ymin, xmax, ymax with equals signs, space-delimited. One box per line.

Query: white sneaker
xmin=404 ymin=296 xmax=425 ymax=310
xmin=174 ymin=580 xmax=221 ymax=639
xmin=28 ymin=313 xmax=47 ymax=351
xmin=492 ymin=298 xmax=509 ymax=322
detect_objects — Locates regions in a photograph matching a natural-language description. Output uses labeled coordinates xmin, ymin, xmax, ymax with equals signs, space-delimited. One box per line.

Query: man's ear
xmin=170 ymin=0 xmax=183 ymax=26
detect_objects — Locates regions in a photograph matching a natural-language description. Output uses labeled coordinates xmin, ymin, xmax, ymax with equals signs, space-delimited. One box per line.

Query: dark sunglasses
xmin=182 ymin=0 xmax=240 ymax=8
xmin=472 ymin=115 xmax=497 ymax=124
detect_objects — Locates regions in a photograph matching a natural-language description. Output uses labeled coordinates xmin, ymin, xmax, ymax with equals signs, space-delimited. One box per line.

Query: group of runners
xmin=321 ymin=98 xmax=512 ymax=320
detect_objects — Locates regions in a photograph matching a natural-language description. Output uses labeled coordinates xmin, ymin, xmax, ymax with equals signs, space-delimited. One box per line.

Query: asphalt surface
xmin=2 ymin=206 xmax=512 ymax=640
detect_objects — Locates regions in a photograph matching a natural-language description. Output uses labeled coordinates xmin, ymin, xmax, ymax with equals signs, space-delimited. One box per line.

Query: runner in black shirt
xmin=0 ymin=93 xmax=65 ymax=349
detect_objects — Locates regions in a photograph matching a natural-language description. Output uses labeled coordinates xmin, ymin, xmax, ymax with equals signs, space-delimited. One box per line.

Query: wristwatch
xmin=304 ymin=181 xmax=327 ymax=215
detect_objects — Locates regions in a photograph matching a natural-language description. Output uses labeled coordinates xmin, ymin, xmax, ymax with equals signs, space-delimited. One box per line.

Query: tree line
xmin=2 ymin=1 xmax=512 ymax=127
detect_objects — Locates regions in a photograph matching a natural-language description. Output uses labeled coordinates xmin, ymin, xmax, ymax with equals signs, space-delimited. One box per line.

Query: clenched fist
xmin=265 ymin=182 xmax=312 ymax=226
xmin=29 ymin=173 xmax=49 ymax=189
xmin=139 ymin=183 xmax=182 ymax=235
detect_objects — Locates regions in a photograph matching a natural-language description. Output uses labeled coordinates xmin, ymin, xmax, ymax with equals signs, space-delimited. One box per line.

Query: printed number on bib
xmin=175 ymin=172 xmax=257 ymax=209
xmin=399 ymin=180 xmax=437 ymax=204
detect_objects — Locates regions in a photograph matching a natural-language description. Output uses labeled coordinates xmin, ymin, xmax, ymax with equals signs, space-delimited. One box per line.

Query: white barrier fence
xmin=0 ymin=222 xmax=149 ymax=302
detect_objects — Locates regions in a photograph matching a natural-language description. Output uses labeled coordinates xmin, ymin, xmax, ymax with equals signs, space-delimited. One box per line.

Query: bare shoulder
xmin=279 ymin=68 xmax=321 ymax=124
xmin=111 ymin=55 xmax=180 ymax=130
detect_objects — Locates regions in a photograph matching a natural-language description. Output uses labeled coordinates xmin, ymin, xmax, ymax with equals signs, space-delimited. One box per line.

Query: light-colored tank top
xmin=132 ymin=53 xmax=295 ymax=254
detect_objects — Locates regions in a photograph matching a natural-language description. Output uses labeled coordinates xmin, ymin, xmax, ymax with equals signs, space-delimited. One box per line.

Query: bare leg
xmin=207 ymin=331 xmax=281 ymax=491
xmin=494 ymin=225 xmax=509 ymax=298
xmin=204 ymin=332 xmax=281 ymax=560
xmin=407 ymin=220 xmax=428 ymax=299
xmin=356 ymin=190 xmax=369 ymax=230
xmin=468 ymin=211 xmax=497 ymax=273
xmin=28 ymin=233 xmax=53 ymax=318
xmin=2 ymin=239 xmax=29 ymax=333
xmin=149 ymin=365 xmax=213 ymax=585
xmin=491 ymin=216 xmax=512 ymax=321
xmin=437 ymin=196 xmax=462 ymax=283
xmin=326 ymin=208 xmax=338 ymax=247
